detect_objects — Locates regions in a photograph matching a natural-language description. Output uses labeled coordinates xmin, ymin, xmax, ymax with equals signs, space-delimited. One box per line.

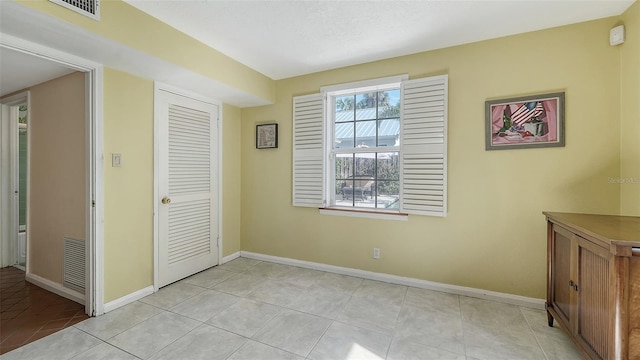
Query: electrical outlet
xmin=373 ymin=248 xmax=381 ymax=259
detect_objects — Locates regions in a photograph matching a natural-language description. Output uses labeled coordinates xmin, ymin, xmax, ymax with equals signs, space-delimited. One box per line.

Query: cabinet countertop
xmin=543 ymin=212 xmax=640 ymax=247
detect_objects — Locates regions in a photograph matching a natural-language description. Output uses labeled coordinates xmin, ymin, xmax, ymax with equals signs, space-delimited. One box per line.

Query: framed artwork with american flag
xmin=485 ymin=92 xmax=565 ymax=150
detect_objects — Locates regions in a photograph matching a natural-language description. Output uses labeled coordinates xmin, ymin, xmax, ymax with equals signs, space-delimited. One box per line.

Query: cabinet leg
xmin=547 ymin=311 xmax=554 ymax=327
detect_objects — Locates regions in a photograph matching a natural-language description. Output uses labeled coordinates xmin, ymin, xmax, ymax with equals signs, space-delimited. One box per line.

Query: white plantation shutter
xmin=293 ymin=93 xmax=325 ymax=207
xmin=400 ymin=75 xmax=448 ymax=216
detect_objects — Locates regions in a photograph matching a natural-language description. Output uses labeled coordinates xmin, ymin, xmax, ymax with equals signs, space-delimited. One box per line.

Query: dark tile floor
xmin=0 ymin=266 xmax=88 ymax=355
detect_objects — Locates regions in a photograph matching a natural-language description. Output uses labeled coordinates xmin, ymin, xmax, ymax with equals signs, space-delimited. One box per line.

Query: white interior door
xmin=0 ymin=98 xmax=24 ymax=268
xmin=157 ymin=89 xmax=219 ymax=287
xmin=0 ymin=103 xmax=16 ymax=267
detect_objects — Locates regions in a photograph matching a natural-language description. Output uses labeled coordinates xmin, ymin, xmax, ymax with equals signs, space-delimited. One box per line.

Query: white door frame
xmin=153 ymin=82 xmax=223 ymax=291
xmin=0 ymin=91 xmax=29 ymax=269
xmin=0 ymin=34 xmax=104 ymax=316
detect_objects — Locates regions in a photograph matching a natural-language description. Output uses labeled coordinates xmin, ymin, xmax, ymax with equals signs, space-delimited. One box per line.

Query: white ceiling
xmin=0 ymin=2 xmax=270 ymax=107
xmin=0 ymin=47 xmax=75 ymax=97
xmin=1 ymin=1 xmax=634 ymax=105
xmin=125 ymin=0 xmax=635 ymax=80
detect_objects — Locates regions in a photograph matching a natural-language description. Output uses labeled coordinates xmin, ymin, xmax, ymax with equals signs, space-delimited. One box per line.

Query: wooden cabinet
xmin=545 ymin=212 xmax=640 ymax=360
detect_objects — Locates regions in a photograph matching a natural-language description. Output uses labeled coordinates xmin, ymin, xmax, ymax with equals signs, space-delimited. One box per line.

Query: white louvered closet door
xmin=157 ymin=90 xmax=219 ymax=287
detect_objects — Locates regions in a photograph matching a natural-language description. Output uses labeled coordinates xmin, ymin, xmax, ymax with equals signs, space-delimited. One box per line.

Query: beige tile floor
xmin=1 ymin=258 xmax=583 ymax=360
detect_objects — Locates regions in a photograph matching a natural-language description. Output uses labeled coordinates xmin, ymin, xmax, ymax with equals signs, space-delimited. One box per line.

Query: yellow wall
xmin=103 ymin=68 xmax=154 ymax=301
xmin=16 ymin=0 xmax=635 ymax=302
xmin=222 ymin=104 xmax=242 ymax=256
xmin=13 ymin=0 xmax=250 ymax=301
xmin=16 ymin=0 xmax=274 ymax=104
xmin=620 ymin=1 xmax=640 ymax=216
xmin=241 ymin=17 xmax=622 ymax=299
xmin=28 ymin=72 xmax=86 ymax=284
xmin=102 ymin=69 xmax=243 ymax=301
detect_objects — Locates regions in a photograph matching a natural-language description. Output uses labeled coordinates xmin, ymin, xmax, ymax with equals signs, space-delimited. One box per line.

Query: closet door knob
xmin=161 ymin=197 xmax=171 ymax=204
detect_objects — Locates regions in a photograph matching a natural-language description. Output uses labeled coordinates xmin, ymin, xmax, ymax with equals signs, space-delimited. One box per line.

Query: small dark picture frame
xmin=256 ymin=123 xmax=278 ymax=149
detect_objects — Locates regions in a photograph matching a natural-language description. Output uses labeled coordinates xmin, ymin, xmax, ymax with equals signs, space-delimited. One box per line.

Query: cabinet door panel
xmin=629 ymin=252 xmax=640 ymax=359
xmin=551 ymin=226 xmax=573 ymax=324
xmin=576 ymin=237 xmax=611 ymax=360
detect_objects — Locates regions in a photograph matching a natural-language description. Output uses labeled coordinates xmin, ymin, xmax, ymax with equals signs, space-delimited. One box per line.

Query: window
xmin=331 ymin=86 xmax=401 ymax=210
xmin=293 ymin=74 xmax=448 ymax=217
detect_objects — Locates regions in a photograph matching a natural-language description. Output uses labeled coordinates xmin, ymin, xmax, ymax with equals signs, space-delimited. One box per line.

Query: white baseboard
xmin=103 ymin=285 xmax=154 ymax=313
xmin=26 ymin=273 xmax=85 ymax=305
xmin=12 ymin=264 xmax=25 ymax=271
xmin=102 ymin=251 xmax=238 ymax=315
xmin=222 ymin=251 xmax=240 ymax=264
xmin=240 ymin=251 xmax=545 ymax=309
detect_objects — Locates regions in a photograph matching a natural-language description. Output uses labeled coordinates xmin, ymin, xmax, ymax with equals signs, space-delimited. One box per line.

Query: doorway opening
xmin=1 ymin=91 xmax=29 ymax=271
xmin=0 ymin=37 xmax=104 ymax=317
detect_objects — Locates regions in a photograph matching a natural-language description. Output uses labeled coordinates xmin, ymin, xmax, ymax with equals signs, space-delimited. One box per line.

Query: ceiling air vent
xmin=49 ymin=0 xmax=100 ymax=20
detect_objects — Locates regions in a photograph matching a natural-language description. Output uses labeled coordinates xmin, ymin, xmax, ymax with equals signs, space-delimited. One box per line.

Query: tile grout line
xmin=519 ymin=306 xmax=551 ymax=360
xmin=153 ymin=321 xmax=234 ymax=360
xmin=384 ymin=284 xmax=410 ymax=360
xmin=458 ymin=293 xmax=468 ymax=359
xmin=231 ymin=263 xmax=364 ymax=359
xmin=225 ymin=264 xmax=307 ymax=358
xmin=74 ymin=326 xmax=142 ymax=359
xmin=302 ymin=316 xmax=332 ymax=359
xmin=73 ymin=300 xmax=158 ymax=342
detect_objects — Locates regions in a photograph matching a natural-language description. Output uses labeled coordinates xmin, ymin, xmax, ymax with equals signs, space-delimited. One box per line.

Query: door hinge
xmin=217 ymin=236 xmax=221 ymax=248
xmin=92 ymin=200 xmax=96 ymax=208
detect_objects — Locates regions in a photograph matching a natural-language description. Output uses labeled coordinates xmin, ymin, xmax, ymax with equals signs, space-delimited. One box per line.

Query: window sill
xmin=319 ymin=207 xmax=408 ymax=221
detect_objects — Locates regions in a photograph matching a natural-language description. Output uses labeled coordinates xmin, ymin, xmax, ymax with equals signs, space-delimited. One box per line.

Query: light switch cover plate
xmin=112 ymin=153 xmax=121 ymax=167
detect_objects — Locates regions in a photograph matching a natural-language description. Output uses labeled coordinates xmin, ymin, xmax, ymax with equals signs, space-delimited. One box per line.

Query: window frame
xmin=325 ymin=80 xmax=404 ymax=212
